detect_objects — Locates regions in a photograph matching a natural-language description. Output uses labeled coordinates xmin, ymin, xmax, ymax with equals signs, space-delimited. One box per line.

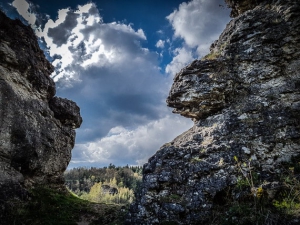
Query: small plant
xmin=236 ymin=176 xmax=250 ymax=189
xmin=256 ymin=186 xmax=264 ymax=199
xmin=272 ymin=164 xmax=300 ymax=216
xmin=191 ymin=156 xmax=203 ymax=163
xmin=207 ymin=155 xmax=300 ymax=225
xmin=234 ymin=156 xmax=255 ymax=189
xmin=230 ymin=156 xmax=271 ymax=223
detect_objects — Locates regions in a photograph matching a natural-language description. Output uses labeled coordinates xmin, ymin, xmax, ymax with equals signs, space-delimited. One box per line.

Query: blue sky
xmin=1 ymin=0 xmax=231 ymax=168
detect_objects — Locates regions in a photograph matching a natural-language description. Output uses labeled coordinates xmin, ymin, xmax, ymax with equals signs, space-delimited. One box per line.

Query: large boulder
xmin=0 ymin=10 xmax=82 ymax=214
xmin=127 ymin=0 xmax=300 ymax=224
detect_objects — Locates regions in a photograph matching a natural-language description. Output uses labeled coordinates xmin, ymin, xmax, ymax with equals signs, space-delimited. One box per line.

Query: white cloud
xmin=70 ymin=114 xmax=193 ymax=167
xmin=165 ymin=0 xmax=230 ymax=76
xmin=13 ymin=2 xmax=148 ymax=83
xmin=165 ymin=46 xmax=194 ymax=76
xmin=156 ymin=39 xmax=165 ymax=48
xmin=167 ymin=0 xmax=229 ymax=56
xmin=12 ymin=0 xmax=36 ymax=26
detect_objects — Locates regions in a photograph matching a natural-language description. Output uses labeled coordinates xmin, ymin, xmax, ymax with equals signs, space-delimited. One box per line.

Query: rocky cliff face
xmin=0 ymin=10 xmax=82 ymax=212
xmin=128 ymin=0 xmax=300 ymax=224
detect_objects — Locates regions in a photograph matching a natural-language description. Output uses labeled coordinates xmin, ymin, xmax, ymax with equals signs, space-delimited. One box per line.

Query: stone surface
xmin=127 ymin=0 xmax=300 ymax=224
xmin=225 ymin=0 xmax=262 ymax=17
xmin=0 ymin=10 xmax=82 ymax=215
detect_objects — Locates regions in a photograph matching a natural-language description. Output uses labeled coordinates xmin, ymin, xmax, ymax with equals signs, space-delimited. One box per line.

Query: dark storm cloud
xmin=48 ymin=11 xmax=79 ymax=46
xmin=79 ymin=23 xmax=146 ymax=56
xmin=56 ymin=55 xmax=167 ymax=145
xmin=87 ymin=4 xmax=99 ymax=15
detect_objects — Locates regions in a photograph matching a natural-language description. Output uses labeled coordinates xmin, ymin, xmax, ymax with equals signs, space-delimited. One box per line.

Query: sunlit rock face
xmin=128 ymin=0 xmax=300 ymax=224
xmin=0 ymin=10 xmax=82 ymax=209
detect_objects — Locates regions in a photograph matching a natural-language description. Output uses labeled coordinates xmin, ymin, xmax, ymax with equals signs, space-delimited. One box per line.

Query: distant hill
xmin=64 ymin=165 xmax=142 ymax=204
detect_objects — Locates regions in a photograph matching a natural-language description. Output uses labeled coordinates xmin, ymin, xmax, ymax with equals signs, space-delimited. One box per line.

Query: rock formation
xmin=127 ymin=0 xmax=300 ymax=224
xmin=0 ymin=10 xmax=82 ymax=216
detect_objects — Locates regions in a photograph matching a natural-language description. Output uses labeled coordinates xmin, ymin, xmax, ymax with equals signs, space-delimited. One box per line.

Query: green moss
xmin=170 ymin=194 xmax=181 ymax=200
xmin=201 ymin=156 xmax=300 ymax=224
xmin=272 ymin=175 xmax=300 ymax=216
xmin=219 ymin=42 xmax=228 ymax=51
xmin=203 ymin=52 xmax=220 ymax=60
xmin=191 ymin=157 xmax=202 ymax=163
xmin=9 ymin=186 xmax=126 ymax=225
xmin=273 ymin=199 xmax=300 ymax=213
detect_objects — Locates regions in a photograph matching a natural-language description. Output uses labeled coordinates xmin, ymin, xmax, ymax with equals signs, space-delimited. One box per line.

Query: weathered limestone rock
xmin=225 ymin=0 xmax=261 ymax=17
xmin=128 ymin=0 xmax=300 ymax=224
xmin=0 ymin=10 xmax=82 ymax=213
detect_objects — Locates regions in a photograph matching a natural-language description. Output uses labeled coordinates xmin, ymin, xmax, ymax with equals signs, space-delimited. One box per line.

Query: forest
xmin=64 ymin=164 xmax=143 ymax=205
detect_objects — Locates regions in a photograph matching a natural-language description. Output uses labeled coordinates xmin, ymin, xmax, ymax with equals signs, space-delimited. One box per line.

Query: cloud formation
xmin=165 ymin=46 xmax=195 ymax=76
xmin=156 ymin=39 xmax=165 ymax=48
xmin=32 ymin=3 xmax=148 ymax=83
xmin=165 ymin=0 xmax=230 ymax=76
xmin=70 ymin=114 xmax=192 ymax=167
xmin=9 ymin=0 xmax=231 ymax=167
xmin=12 ymin=0 xmax=36 ymax=25
xmin=10 ymin=0 xmax=194 ymax=167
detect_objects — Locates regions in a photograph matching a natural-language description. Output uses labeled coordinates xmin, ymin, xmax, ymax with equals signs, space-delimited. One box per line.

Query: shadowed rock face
xmin=167 ymin=59 xmax=234 ymax=120
xmin=128 ymin=0 xmax=300 ymax=224
xmin=0 ymin=10 xmax=82 ymax=207
xmin=225 ymin=0 xmax=262 ymax=17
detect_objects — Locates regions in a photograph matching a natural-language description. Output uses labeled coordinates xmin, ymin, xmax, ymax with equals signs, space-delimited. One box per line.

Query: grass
xmin=8 ymin=186 xmax=126 ymax=225
xmin=8 ymin=154 xmax=300 ymax=225
xmin=206 ymin=156 xmax=300 ymax=225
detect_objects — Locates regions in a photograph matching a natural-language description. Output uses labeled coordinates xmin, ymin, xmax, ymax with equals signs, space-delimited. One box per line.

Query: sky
xmin=0 ymin=0 xmax=231 ymax=168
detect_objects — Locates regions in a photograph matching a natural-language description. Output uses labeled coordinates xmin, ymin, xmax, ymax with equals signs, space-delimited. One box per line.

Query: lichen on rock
xmin=0 ymin=10 xmax=82 ymax=220
xmin=127 ymin=0 xmax=300 ymax=224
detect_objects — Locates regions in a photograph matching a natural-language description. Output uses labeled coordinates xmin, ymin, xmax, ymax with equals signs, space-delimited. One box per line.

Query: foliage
xmin=65 ymin=165 xmax=142 ymax=195
xmin=8 ymin=186 xmax=126 ymax=225
xmin=64 ymin=164 xmax=142 ymax=205
xmin=207 ymin=156 xmax=300 ymax=225
xmin=81 ymin=180 xmax=134 ymax=205
xmin=272 ymin=166 xmax=300 ymax=215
